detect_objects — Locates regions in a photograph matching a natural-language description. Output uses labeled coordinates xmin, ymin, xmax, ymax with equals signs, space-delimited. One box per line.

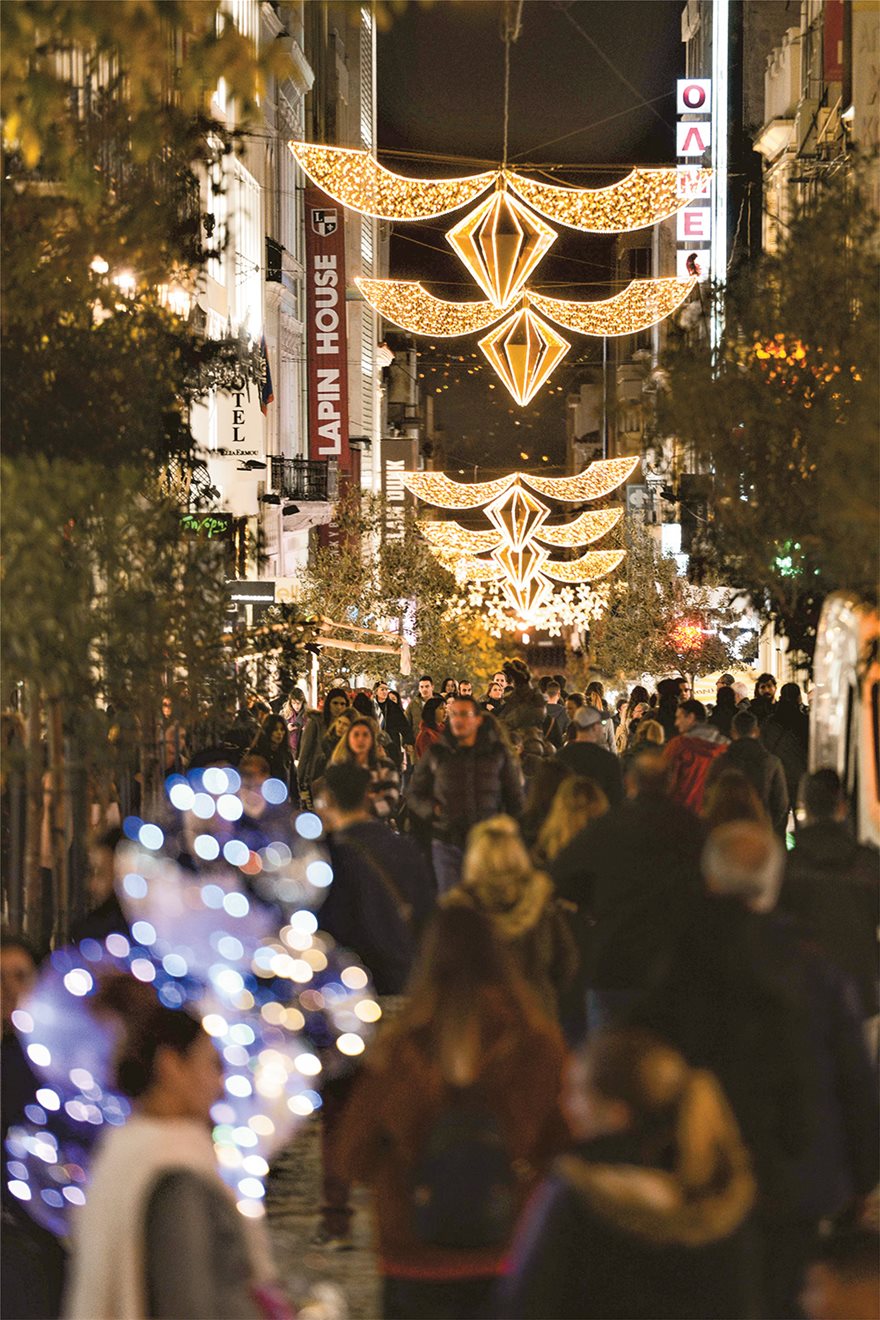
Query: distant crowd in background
xmin=2 ymin=659 xmax=877 ymax=1320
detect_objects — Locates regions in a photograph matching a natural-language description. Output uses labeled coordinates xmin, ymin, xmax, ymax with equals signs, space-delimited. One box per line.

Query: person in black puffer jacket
xmin=406 ymin=696 xmax=524 ymax=895
xmin=498 ymin=659 xmax=547 ymax=737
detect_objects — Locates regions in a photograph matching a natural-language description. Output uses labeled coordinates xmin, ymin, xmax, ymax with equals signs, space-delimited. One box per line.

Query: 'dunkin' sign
xmin=305 ymin=186 xmax=351 ymax=472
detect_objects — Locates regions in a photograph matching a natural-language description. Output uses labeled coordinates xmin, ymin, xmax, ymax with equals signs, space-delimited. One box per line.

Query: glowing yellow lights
xmin=530 ymin=280 xmax=695 ymax=338
xmin=419 ymin=521 xmax=503 ymax=555
xmin=446 ymin=188 xmax=557 ymax=308
xmin=536 ymin=507 xmax=622 ymax=547
xmin=506 ymin=167 xmax=713 ymax=233
xmin=355 ymin=279 xmax=506 ymax=337
xmin=289 ymin=143 xmax=498 ymax=220
xmin=478 ymin=305 xmax=571 ymax=406
xmin=409 ymin=463 xmax=631 ymax=622
xmin=544 ymin=550 xmax=626 ymax=582
xmin=525 ymin=457 xmax=640 ymax=502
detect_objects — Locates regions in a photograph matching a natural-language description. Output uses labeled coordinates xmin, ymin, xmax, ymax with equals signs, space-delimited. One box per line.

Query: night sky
xmin=375 ymin=0 xmax=684 ymax=470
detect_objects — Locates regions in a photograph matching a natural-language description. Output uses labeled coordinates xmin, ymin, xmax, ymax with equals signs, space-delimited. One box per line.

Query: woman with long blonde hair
xmin=534 ymin=776 xmax=610 ymax=866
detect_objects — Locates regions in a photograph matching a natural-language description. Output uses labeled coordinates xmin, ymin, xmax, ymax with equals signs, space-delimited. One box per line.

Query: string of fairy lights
xmin=288 ymin=139 xmax=706 ymax=623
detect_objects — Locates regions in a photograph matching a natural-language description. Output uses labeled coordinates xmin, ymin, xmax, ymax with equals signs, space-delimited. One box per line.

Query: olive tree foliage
xmin=588 ymin=520 xmax=745 ymax=682
xmin=659 ymin=171 xmax=879 ymax=665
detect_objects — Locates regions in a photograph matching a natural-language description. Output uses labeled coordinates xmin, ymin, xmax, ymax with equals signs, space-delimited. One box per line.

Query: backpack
xmin=410 ymin=1087 xmax=516 ymax=1249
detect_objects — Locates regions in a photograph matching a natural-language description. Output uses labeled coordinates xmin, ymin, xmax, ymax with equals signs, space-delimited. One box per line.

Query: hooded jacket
xmin=500 ymin=1113 xmax=756 ymax=1320
xmin=663 ymin=722 xmax=728 ymax=813
xmin=498 ymin=683 xmax=547 ymax=735
xmin=445 ymin=870 xmax=578 ymax=1017
xmin=407 ymin=718 xmax=524 ymax=847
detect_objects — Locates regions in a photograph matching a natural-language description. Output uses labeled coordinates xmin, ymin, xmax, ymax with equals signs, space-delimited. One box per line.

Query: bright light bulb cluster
xmin=536 ymin=507 xmax=622 ymax=546
xmin=446 ymin=578 xmax=613 ymax=637
xmin=356 ymin=279 xmax=505 ymax=337
xmin=506 ymin=167 xmax=713 ymax=233
xmin=290 ymin=143 xmax=498 ymax=220
xmin=411 ymin=465 xmax=632 ymax=622
xmin=478 ymin=305 xmax=571 ymax=406
xmin=530 ymin=280 xmax=695 ymax=338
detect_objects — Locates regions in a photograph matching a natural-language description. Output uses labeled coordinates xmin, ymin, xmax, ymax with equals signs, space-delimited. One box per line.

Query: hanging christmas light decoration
xmin=478 ymin=303 xmax=571 ymax=405
xmin=505 ymin=167 xmax=713 ymax=233
xmin=354 ymin=279 xmax=506 ymax=338
xmin=406 ymin=461 xmax=633 ymax=623
xmin=446 ymin=188 xmax=557 ymax=307
xmin=529 ymin=280 xmax=694 ymax=337
xmin=291 ymin=139 xmax=705 ymax=403
xmin=536 ymin=507 xmax=622 ymax=546
xmin=289 ymin=144 xmax=710 ymax=233
xmin=290 ymin=143 xmax=498 ymax=219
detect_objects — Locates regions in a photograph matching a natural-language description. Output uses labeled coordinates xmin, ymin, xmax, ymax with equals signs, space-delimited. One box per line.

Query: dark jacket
xmin=550 ymin=790 xmax=704 ymax=991
xmin=294 ymin=710 xmax=325 ymax=790
xmin=498 ymin=684 xmax=547 ymax=735
xmin=375 ymin=697 xmax=413 ymax=769
xmin=706 ymin=737 xmax=789 ymax=835
xmin=761 ymin=712 xmax=809 ymax=809
xmin=638 ymin=900 xmax=878 ymax=1223
xmin=407 ymin=718 xmax=524 ymax=847
xmin=322 ymin=820 xmax=434 ymax=992
xmin=780 ymin=821 xmax=879 ymax=1016
xmin=499 ymin=1127 xmax=756 ymax=1320
xmin=555 ymin=741 xmax=623 ymax=807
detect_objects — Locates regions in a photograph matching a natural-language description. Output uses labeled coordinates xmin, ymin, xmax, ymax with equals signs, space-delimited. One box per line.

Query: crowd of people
xmin=1 ymin=661 xmax=877 ymax=1320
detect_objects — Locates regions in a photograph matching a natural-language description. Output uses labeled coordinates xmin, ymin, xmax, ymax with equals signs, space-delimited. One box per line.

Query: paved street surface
xmin=267 ymin=1120 xmax=380 ymax=1320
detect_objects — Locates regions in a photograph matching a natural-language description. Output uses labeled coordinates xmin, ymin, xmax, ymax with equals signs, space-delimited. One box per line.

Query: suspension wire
xmin=501 ymin=0 xmax=524 ymax=168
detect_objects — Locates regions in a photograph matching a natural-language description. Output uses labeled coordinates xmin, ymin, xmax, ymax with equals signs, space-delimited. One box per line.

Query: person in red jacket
xmin=663 ymin=699 xmax=728 ymax=813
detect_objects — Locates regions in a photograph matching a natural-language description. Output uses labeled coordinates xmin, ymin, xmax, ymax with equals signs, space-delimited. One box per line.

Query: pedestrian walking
xmin=330 ymin=718 xmax=400 ymax=822
xmin=249 ymin=714 xmax=299 ymax=799
xmin=533 ymin=776 xmax=609 ymax=869
xmin=498 ymin=660 xmax=546 ymax=736
xmin=663 ymin=699 xmax=728 ymax=814
xmin=407 ymin=676 xmax=436 ymax=737
xmin=555 ymin=706 xmax=623 ymax=807
xmin=762 ymin=682 xmax=810 ymax=812
xmin=518 ymin=760 xmax=572 ymax=850
xmin=701 ymin=768 xmax=770 ymax=831
xmin=332 ymin=905 xmax=568 ymax=1320
xmin=414 ymin=695 xmax=447 ymax=761
xmin=499 ymin=1028 xmax=756 ymax=1320
xmin=407 ymin=697 xmax=523 ymax=894
xmin=296 ymin=687 xmax=350 ymax=801
xmin=705 ymin=710 xmax=788 ymax=836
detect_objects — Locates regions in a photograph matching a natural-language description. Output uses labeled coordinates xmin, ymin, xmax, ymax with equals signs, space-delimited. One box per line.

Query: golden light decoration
xmin=446 ymin=188 xmax=557 ymax=308
xmin=506 ymin=167 xmax=713 ymax=233
xmin=478 ymin=304 xmax=571 ymax=406
xmin=536 ymin=507 xmax=622 ymax=547
xmin=418 ymin=522 xmax=502 ymax=555
xmin=354 ymin=279 xmax=506 ymax=337
xmin=407 ymin=463 xmax=632 ymax=623
xmin=403 ymin=458 xmax=638 ymax=509
xmin=290 ymin=143 xmax=498 ymax=220
xmin=543 ymin=550 xmax=626 ymax=582
xmin=529 ymin=280 xmax=695 ymax=338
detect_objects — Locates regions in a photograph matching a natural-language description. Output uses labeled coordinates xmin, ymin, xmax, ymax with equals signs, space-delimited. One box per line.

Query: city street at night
xmin=1 ymin=2 xmax=878 ymax=1318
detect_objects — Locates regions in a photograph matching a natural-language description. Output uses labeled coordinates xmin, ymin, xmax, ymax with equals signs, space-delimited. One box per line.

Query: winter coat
xmin=663 ymin=723 xmax=729 ymax=813
xmin=407 ymin=718 xmax=524 ymax=847
xmin=780 ymin=821 xmax=880 ymax=1017
xmin=445 ymin=871 xmax=578 ymax=1019
xmin=705 ymin=736 xmax=789 ymax=835
xmin=762 ymin=712 xmax=809 ymax=810
xmin=365 ymin=755 xmax=401 ymax=821
xmin=638 ymin=899 xmax=879 ymax=1224
xmin=376 ymin=697 xmax=413 ymax=769
xmin=555 ymin=741 xmax=624 ymax=807
xmin=415 ymin=722 xmax=444 ymax=761
xmin=499 ymin=1121 xmax=756 ymax=1320
xmin=322 ymin=820 xmax=434 ymax=992
xmin=332 ymin=989 xmax=568 ymax=1280
xmin=498 ymin=684 xmax=547 ymax=736
xmin=550 ymin=789 xmax=704 ymax=991
xmin=294 ymin=710 xmax=325 ymax=790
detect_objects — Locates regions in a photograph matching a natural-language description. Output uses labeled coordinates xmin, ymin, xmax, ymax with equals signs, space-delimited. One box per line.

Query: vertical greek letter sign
xmin=305 ymin=186 xmax=351 ymax=472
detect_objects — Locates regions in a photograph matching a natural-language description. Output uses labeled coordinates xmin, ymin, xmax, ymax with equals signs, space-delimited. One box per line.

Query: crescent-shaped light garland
xmin=418 ymin=522 xmax=503 ymax=555
xmin=543 ymin=549 xmax=626 ymax=582
xmin=506 ymin=168 xmax=713 ymax=233
xmin=524 ymin=457 xmax=640 ymax=503
xmin=290 ymin=143 xmax=498 ymax=220
xmin=355 ymin=278 xmax=508 ymax=337
xmin=529 ymin=280 xmax=695 ymax=338
xmin=403 ymin=471 xmax=518 ymax=509
xmin=536 ymin=507 xmax=623 ymax=547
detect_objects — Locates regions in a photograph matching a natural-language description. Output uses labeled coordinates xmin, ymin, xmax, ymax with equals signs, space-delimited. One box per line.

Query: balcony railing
xmin=270 ymin=457 xmax=337 ymax=502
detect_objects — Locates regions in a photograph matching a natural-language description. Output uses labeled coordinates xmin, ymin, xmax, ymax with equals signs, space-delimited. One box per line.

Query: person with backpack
xmin=333 ymin=905 xmax=568 ymax=1320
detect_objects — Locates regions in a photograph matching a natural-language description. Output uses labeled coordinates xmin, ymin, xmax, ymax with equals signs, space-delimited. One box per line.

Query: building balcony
xmin=270 ymin=456 xmax=338 ymax=503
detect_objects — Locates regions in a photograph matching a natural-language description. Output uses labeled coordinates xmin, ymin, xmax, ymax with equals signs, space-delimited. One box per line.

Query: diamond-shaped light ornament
xmin=485 ymin=483 xmax=552 ymax=616
xmin=479 ymin=305 xmax=571 ymax=406
xmin=447 ymin=187 xmax=557 ymax=309
xmin=485 ymin=483 xmax=550 ymax=548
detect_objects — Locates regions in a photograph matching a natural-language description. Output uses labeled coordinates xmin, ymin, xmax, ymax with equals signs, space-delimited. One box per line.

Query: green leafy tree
xmin=660 ymin=172 xmax=879 ymax=664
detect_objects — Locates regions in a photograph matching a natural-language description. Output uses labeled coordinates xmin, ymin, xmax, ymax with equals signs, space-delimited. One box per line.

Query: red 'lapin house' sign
xmin=305 ymin=185 xmax=351 ymax=471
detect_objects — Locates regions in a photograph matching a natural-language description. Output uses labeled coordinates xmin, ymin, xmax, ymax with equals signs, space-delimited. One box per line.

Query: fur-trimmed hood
xmin=555 ymin=1084 xmax=754 ymax=1248
xmin=446 ymin=868 xmax=554 ymax=939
